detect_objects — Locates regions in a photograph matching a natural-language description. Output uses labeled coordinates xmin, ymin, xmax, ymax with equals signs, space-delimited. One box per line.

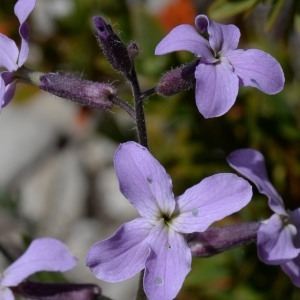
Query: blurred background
xmin=1 ymin=0 xmax=300 ymax=299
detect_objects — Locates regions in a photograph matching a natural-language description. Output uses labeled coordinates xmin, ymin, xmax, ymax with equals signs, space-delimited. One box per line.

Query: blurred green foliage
xmin=1 ymin=0 xmax=300 ymax=299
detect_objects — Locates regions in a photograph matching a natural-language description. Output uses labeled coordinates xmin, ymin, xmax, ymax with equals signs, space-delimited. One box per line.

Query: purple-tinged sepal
xmin=188 ymin=222 xmax=260 ymax=257
xmin=13 ymin=281 xmax=102 ymax=300
xmin=39 ymin=73 xmax=116 ymax=110
xmin=156 ymin=60 xmax=198 ymax=96
xmin=93 ymin=17 xmax=132 ymax=75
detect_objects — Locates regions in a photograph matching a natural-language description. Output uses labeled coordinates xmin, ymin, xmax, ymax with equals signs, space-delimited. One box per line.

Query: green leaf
xmin=208 ymin=0 xmax=260 ymax=21
xmin=295 ymin=14 xmax=300 ymax=32
xmin=264 ymin=0 xmax=285 ymax=31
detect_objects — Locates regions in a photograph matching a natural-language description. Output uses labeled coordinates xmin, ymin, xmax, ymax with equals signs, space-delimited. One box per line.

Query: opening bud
xmin=39 ymin=73 xmax=116 ymax=110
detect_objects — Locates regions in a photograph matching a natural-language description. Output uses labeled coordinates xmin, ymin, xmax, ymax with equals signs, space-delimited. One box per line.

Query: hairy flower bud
xmin=16 ymin=281 xmax=102 ymax=300
xmin=93 ymin=16 xmax=132 ymax=75
xmin=188 ymin=222 xmax=259 ymax=257
xmin=39 ymin=73 xmax=116 ymax=110
xmin=156 ymin=60 xmax=198 ymax=96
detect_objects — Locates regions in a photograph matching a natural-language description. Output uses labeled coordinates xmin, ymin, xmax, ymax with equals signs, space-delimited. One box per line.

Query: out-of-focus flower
xmin=0 ymin=238 xmax=77 ymax=300
xmin=150 ymin=0 xmax=197 ymax=32
xmin=227 ymin=149 xmax=300 ymax=287
xmin=87 ymin=141 xmax=252 ymax=300
xmin=155 ymin=14 xmax=285 ymax=118
xmin=0 ymin=0 xmax=36 ymax=108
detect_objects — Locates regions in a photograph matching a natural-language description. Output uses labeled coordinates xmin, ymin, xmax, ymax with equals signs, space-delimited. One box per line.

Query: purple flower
xmin=0 ymin=238 xmax=77 ymax=300
xmin=0 ymin=0 xmax=36 ymax=108
xmin=227 ymin=149 xmax=300 ymax=287
xmin=155 ymin=14 xmax=285 ymax=118
xmin=87 ymin=141 xmax=252 ymax=300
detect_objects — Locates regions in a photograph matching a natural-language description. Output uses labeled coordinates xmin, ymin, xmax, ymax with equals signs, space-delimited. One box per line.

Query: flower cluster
xmin=0 ymin=1 xmax=296 ymax=300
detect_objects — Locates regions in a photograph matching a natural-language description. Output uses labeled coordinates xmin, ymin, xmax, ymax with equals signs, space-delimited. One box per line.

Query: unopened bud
xmin=188 ymin=222 xmax=259 ymax=257
xmin=127 ymin=41 xmax=139 ymax=60
xmin=93 ymin=16 xmax=132 ymax=75
xmin=17 ymin=281 xmax=101 ymax=300
xmin=39 ymin=73 xmax=116 ymax=110
xmin=156 ymin=60 xmax=198 ymax=96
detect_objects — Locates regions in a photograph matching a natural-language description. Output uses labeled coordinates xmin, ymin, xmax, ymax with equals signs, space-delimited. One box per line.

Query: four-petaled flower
xmin=0 ymin=0 xmax=36 ymax=108
xmin=155 ymin=14 xmax=285 ymax=118
xmin=227 ymin=149 xmax=300 ymax=287
xmin=0 ymin=238 xmax=77 ymax=300
xmin=87 ymin=141 xmax=252 ymax=300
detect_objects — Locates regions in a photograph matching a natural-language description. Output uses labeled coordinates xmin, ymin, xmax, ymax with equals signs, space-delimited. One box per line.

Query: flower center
xmin=280 ymin=214 xmax=290 ymax=226
xmin=215 ymin=52 xmax=221 ymax=60
xmin=279 ymin=214 xmax=297 ymax=241
xmin=161 ymin=213 xmax=172 ymax=225
xmin=205 ymin=47 xmax=222 ymax=65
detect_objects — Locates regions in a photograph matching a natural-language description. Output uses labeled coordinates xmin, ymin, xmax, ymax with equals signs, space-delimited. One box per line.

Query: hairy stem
xmin=110 ymin=96 xmax=136 ymax=119
xmin=127 ymin=65 xmax=148 ymax=148
xmin=140 ymin=87 xmax=156 ymax=100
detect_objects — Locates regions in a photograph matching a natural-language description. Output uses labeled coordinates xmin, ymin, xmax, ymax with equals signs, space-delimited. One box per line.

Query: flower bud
xmin=16 ymin=281 xmax=101 ymax=300
xmin=188 ymin=222 xmax=259 ymax=257
xmin=127 ymin=41 xmax=139 ymax=60
xmin=39 ymin=73 xmax=116 ymax=110
xmin=93 ymin=16 xmax=132 ymax=75
xmin=156 ymin=60 xmax=198 ymax=96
